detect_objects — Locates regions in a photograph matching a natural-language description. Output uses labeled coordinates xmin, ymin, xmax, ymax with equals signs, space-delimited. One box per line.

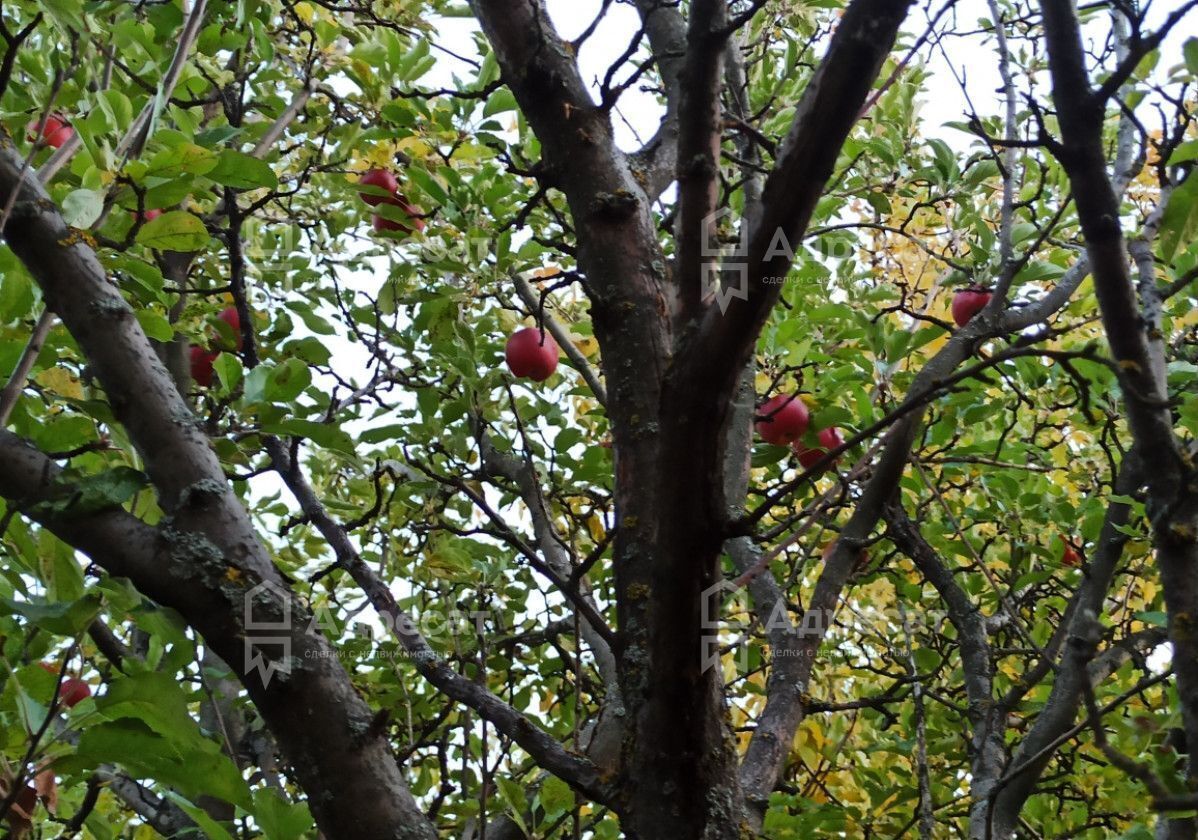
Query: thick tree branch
xmin=629 ymin=0 xmax=687 ymax=198
xmin=674 ymin=0 xmax=729 ymax=317
xmin=688 ymin=0 xmax=913 ymax=391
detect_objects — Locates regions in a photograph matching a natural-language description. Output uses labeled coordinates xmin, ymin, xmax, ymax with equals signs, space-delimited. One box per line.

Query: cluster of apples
xmin=38 ymin=662 xmax=91 ymax=707
xmin=504 ymin=327 xmax=559 ymax=381
xmin=358 ymin=169 xmax=424 ymax=234
xmin=189 ymin=307 xmax=243 ymax=387
xmin=755 ymin=394 xmax=845 ymax=468
xmin=26 ymin=114 xmax=74 ymax=149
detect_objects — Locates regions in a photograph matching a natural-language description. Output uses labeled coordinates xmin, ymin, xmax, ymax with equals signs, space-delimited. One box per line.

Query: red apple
xmin=358 ymin=168 xmax=400 ymax=206
xmin=216 ymin=306 xmax=243 ymax=350
xmin=794 ymin=426 xmax=846 ymax=469
xmin=755 ymin=394 xmax=809 ymax=446
xmin=1060 ymin=538 xmax=1082 ymax=567
xmin=132 ymin=208 xmax=163 ymax=224
xmin=951 ymin=287 xmax=992 ymax=327
xmin=505 ymin=327 xmax=559 ymax=381
xmin=26 ymin=114 xmax=73 ymax=149
xmin=12 ymin=784 xmax=37 ymax=817
xmin=372 ymin=194 xmax=425 ymax=234
xmin=190 ymin=345 xmax=219 ymax=387
xmin=59 ymin=677 xmax=90 ymax=708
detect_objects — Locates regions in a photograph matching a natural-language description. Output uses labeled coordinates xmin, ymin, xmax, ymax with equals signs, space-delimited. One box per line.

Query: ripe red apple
xmin=12 ymin=784 xmax=37 ymax=817
xmin=755 ymin=394 xmax=809 ymax=446
xmin=216 ymin=306 xmax=243 ymax=350
xmin=505 ymin=327 xmax=559 ymax=381
xmin=132 ymin=208 xmax=163 ymax=224
xmin=372 ymin=194 xmax=425 ymax=234
xmin=358 ymin=168 xmax=400 ymax=206
xmin=190 ymin=345 xmax=219 ymax=387
xmin=26 ymin=114 xmax=73 ymax=149
xmin=59 ymin=677 xmax=91 ymax=708
xmin=1060 ymin=538 xmax=1082 ymax=567
xmin=794 ymin=427 xmax=846 ymax=469
xmin=951 ymin=287 xmax=992 ymax=327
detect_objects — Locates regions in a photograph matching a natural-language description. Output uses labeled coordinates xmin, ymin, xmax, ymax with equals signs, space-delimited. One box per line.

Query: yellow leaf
xmin=34 ymin=367 xmax=83 ymax=400
xmin=587 ymin=514 xmax=605 ymax=542
xmin=395 ymin=137 xmax=432 ymax=159
xmin=351 ymin=59 xmax=374 ymax=84
xmin=573 ymin=336 xmax=599 ymax=358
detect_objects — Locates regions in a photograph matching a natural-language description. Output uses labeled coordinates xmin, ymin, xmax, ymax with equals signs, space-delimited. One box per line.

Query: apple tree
xmin=0 ymin=0 xmax=1196 ymax=838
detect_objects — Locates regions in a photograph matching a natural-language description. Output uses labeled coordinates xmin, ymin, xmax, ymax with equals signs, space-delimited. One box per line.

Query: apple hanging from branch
xmin=357 ymin=168 xmax=400 ymax=206
xmin=60 ymin=677 xmax=91 ymax=708
xmin=1060 ymin=537 xmax=1082 ymax=567
xmin=372 ymin=194 xmax=425 ymax=234
xmin=26 ymin=114 xmax=73 ymax=149
xmin=216 ymin=306 xmax=243 ymax=351
xmin=794 ymin=426 xmax=845 ymax=469
xmin=189 ymin=345 xmax=218 ymax=388
xmin=951 ymin=287 xmax=993 ymax=327
xmin=755 ymin=394 xmax=809 ymax=446
xmin=505 ymin=327 xmax=559 ymax=381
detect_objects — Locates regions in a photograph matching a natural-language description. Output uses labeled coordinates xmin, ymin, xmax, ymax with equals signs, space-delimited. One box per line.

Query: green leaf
xmin=423 ymin=534 xmax=474 ymax=580
xmin=359 ymin=423 xmax=406 ymax=444
xmin=136 ymin=310 xmax=174 ymax=342
xmin=483 ymin=88 xmax=518 ymax=117
xmin=0 ymin=264 xmax=34 ymax=321
xmin=135 ymin=211 xmax=210 ymax=252
xmin=73 ymin=467 xmax=149 ymax=512
xmin=405 ymin=166 xmax=449 ymax=206
xmin=265 ymin=358 xmax=312 ymax=402
xmin=261 ymin=419 xmax=355 ymax=455
xmin=0 ymin=594 xmax=101 ymax=635
xmin=252 ymin=787 xmax=315 ymax=840
xmin=163 ymin=793 xmax=237 ymax=840
xmin=912 ymin=647 xmax=940 ymax=673
xmin=64 ymin=719 xmax=252 ymax=811
xmin=1015 ymin=261 xmax=1066 ymax=284
xmin=214 ymin=352 xmax=243 ymax=391
xmin=1171 ymin=139 xmax=1198 ymax=165
xmin=538 ymin=776 xmax=573 ymax=819
xmin=61 ymin=189 xmax=105 ymax=228
xmin=495 ymin=777 xmax=529 ymax=834
xmin=147 ymin=143 xmax=219 ymax=177
xmin=1184 ymin=38 xmax=1198 ymax=76
xmin=1159 ymin=172 xmax=1198 ymax=263
xmin=207 ymin=150 xmax=278 ymax=190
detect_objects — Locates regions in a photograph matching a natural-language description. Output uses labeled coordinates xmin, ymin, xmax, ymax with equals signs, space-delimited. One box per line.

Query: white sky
xmin=432 ymin=0 xmax=1192 ymax=153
